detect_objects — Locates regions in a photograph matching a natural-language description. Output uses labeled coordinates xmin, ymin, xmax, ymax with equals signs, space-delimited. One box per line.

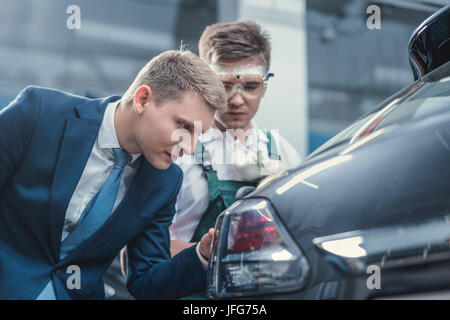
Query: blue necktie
xmin=60 ymin=148 xmax=131 ymax=260
xmin=37 ymin=148 xmax=130 ymax=300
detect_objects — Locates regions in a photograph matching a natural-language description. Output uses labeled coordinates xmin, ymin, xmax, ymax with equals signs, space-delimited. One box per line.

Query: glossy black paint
xmin=234 ymin=62 xmax=450 ymax=299
xmin=409 ymin=5 xmax=450 ymax=80
xmin=211 ymin=6 xmax=450 ymax=298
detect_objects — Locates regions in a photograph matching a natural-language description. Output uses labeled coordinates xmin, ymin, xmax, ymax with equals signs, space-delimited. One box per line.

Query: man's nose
xmin=228 ymin=91 xmax=245 ymax=108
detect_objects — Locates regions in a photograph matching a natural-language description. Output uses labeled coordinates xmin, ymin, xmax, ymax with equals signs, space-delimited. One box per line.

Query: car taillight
xmin=208 ymin=199 xmax=310 ymax=299
xmin=228 ymin=209 xmax=282 ymax=253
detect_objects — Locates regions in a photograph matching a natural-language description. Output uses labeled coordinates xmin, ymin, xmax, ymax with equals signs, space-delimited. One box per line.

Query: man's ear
xmin=133 ymin=85 xmax=153 ymax=115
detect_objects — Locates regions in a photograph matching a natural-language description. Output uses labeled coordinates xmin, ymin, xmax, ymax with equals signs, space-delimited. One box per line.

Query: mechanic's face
xmin=214 ymin=58 xmax=265 ymax=131
xmin=132 ymin=88 xmax=214 ymax=169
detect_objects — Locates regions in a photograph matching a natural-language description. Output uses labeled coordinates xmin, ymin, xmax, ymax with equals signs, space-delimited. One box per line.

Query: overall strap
xmin=194 ymin=139 xmax=213 ymax=172
xmin=265 ymin=129 xmax=282 ymax=160
xmin=191 ymin=139 xmax=256 ymax=243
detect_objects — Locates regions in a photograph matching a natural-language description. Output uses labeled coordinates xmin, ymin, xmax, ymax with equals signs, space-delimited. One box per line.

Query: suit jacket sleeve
xmin=126 ymin=169 xmax=207 ymax=299
xmin=0 ymin=86 xmax=41 ymax=188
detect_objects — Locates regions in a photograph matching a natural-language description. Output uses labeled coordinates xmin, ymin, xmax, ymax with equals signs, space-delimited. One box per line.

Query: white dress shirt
xmin=170 ymin=121 xmax=302 ymax=242
xmin=61 ymin=100 xmax=141 ymax=242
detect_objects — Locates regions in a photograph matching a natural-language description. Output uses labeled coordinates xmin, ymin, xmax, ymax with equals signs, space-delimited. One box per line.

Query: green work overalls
xmin=183 ymin=130 xmax=281 ymax=299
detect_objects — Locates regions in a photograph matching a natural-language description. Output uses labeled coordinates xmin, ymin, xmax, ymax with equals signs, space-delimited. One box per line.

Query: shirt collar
xmin=98 ymin=100 xmax=141 ymax=164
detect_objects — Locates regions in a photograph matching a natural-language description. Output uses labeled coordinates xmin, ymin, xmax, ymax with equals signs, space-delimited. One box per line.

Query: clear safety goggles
xmin=210 ymin=64 xmax=274 ymax=100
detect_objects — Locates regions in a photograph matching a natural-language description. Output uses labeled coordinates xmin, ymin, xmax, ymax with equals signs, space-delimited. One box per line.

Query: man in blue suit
xmin=0 ymin=50 xmax=226 ymax=299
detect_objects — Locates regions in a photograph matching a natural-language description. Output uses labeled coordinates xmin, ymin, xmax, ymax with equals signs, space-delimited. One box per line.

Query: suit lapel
xmin=48 ymin=96 xmax=120 ymax=263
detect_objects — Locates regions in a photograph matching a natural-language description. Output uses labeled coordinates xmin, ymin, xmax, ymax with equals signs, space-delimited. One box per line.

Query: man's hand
xmin=198 ymin=228 xmax=214 ymax=261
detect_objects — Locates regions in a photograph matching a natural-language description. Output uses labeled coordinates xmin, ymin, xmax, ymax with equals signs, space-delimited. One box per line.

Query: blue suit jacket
xmin=0 ymin=86 xmax=206 ymax=299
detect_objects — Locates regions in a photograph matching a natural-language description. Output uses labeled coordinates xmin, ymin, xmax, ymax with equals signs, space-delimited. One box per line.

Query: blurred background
xmin=0 ymin=0 xmax=447 ymax=300
xmin=0 ymin=0 xmax=447 ymax=156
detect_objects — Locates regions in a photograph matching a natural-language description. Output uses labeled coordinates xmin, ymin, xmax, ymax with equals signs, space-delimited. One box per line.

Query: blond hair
xmin=123 ymin=50 xmax=226 ymax=111
xmin=199 ymin=20 xmax=271 ymax=71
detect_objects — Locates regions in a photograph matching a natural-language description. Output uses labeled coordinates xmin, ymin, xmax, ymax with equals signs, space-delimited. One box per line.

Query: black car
xmin=207 ymin=5 xmax=450 ymax=300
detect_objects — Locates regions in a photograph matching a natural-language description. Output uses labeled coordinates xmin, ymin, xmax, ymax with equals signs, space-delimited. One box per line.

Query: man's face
xmin=213 ymin=58 xmax=266 ymax=131
xmin=133 ymin=90 xmax=214 ymax=170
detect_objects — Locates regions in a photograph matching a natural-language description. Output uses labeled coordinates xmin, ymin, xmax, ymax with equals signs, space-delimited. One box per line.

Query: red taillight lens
xmin=228 ymin=211 xmax=282 ymax=253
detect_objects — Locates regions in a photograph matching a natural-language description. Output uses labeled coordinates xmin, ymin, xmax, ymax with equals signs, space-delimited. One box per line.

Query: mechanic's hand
xmin=198 ymin=228 xmax=214 ymax=261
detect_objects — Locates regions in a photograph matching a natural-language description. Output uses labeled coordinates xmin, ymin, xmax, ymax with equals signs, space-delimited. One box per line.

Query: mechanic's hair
xmin=199 ymin=20 xmax=271 ymax=70
xmin=122 ymin=50 xmax=226 ymax=111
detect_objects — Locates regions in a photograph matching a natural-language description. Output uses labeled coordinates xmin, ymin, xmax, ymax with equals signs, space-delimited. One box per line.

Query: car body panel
xmin=209 ymin=6 xmax=450 ymax=299
xmin=222 ymin=63 xmax=450 ymax=299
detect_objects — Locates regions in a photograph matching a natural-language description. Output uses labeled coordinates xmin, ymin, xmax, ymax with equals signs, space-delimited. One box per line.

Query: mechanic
xmin=169 ymin=20 xmax=303 ymax=297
